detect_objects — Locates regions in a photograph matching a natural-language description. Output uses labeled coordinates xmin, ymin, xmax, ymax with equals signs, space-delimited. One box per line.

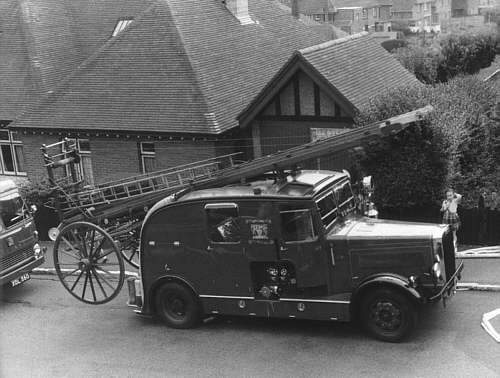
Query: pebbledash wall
xmin=17 ymin=131 xmax=219 ymax=184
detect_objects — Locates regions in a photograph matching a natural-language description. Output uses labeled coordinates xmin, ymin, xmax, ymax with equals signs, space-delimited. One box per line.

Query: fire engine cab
xmin=128 ymin=169 xmax=463 ymax=342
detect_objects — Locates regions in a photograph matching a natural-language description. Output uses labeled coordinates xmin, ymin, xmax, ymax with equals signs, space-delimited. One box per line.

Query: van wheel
xmin=155 ymin=282 xmax=201 ymax=329
xmin=359 ymin=288 xmax=417 ymax=342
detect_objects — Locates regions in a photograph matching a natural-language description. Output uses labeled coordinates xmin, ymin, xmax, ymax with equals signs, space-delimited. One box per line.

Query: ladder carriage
xmin=43 ymin=106 xmax=432 ymax=304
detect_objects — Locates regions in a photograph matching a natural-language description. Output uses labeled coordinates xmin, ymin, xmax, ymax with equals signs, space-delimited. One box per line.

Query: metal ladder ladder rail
xmin=61 ymin=153 xmax=241 ymax=208
xmin=92 ymin=153 xmax=242 ymax=189
xmin=188 ymin=105 xmax=433 ymax=191
xmin=62 ymin=160 xmax=230 ymax=209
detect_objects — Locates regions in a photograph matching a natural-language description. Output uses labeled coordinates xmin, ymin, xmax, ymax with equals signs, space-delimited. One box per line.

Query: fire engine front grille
xmin=442 ymin=229 xmax=455 ymax=280
xmin=0 ymin=246 xmax=34 ymax=274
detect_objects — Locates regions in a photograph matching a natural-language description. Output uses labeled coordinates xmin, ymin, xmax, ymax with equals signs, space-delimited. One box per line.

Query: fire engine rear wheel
xmin=155 ymin=282 xmax=201 ymax=329
xmin=360 ymin=288 xmax=417 ymax=342
xmin=53 ymin=222 xmax=125 ymax=305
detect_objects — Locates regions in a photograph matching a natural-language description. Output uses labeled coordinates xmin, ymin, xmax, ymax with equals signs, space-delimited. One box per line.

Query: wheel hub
xmin=372 ymin=301 xmax=401 ymax=331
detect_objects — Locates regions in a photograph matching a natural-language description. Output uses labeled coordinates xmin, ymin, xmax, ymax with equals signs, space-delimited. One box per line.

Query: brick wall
xmin=13 ymin=133 xmax=217 ymax=184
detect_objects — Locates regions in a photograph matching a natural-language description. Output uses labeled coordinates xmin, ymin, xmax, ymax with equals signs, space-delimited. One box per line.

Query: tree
xmin=356 ymin=76 xmax=500 ymax=209
xmin=393 ymin=31 xmax=498 ymax=84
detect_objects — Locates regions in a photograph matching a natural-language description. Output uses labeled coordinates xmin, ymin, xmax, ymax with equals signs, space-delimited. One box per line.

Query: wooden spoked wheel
xmin=53 ymin=221 xmax=125 ymax=304
xmin=112 ymin=222 xmax=141 ymax=269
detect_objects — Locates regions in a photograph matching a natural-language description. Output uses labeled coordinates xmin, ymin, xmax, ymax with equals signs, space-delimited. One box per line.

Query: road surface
xmin=1 ymin=276 xmax=499 ymax=378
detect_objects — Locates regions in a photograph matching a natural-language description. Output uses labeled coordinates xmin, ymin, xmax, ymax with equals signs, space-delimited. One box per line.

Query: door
xmin=204 ymin=203 xmax=251 ymax=296
xmin=278 ymin=202 xmax=328 ymax=288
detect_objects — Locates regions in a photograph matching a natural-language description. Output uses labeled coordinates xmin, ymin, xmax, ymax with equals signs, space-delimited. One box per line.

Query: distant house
xmin=391 ymin=0 xmax=416 ymax=30
xmin=6 ymin=1 xmax=420 ymax=185
xmin=279 ymin=0 xmax=337 ymax=23
xmin=238 ymin=33 xmax=422 ymax=166
xmin=333 ymin=0 xmax=394 ymax=33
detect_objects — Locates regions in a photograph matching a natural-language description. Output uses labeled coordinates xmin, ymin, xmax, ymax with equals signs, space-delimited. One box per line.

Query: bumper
xmin=0 ymin=255 xmax=45 ymax=286
xmin=127 ymin=277 xmax=143 ymax=309
xmin=428 ymin=259 xmax=464 ymax=303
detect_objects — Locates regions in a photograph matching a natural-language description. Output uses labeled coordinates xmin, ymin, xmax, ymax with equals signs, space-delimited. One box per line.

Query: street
xmin=1 ymin=274 xmax=500 ymax=378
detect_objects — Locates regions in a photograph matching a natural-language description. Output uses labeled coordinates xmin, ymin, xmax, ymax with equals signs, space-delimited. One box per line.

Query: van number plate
xmin=10 ymin=273 xmax=30 ymax=287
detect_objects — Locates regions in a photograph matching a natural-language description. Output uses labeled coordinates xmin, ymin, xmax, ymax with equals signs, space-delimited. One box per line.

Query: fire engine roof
xmin=177 ymin=170 xmax=349 ymax=202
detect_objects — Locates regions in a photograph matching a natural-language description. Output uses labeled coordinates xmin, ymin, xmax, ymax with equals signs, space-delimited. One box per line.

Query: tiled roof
xmin=0 ymin=0 xmax=153 ymax=120
xmin=12 ymin=0 xmax=332 ymax=134
xmin=298 ymin=32 xmax=422 ymax=109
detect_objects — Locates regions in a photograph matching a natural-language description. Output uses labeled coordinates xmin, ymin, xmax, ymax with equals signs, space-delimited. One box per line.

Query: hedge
xmin=355 ymin=76 xmax=500 ymax=210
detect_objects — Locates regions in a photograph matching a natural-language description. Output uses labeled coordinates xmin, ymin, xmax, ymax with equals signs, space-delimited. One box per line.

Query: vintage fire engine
xmin=43 ymin=106 xmax=463 ymax=342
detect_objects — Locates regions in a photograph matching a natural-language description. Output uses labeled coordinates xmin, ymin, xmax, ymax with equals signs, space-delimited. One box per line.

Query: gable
xmin=260 ymin=70 xmax=352 ymax=119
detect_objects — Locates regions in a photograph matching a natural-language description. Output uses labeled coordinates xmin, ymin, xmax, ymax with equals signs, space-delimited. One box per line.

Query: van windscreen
xmin=0 ymin=195 xmax=24 ymax=229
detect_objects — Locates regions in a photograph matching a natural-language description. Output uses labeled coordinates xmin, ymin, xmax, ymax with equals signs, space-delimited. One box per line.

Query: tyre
xmin=359 ymin=288 xmax=417 ymax=342
xmin=155 ymin=282 xmax=201 ymax=329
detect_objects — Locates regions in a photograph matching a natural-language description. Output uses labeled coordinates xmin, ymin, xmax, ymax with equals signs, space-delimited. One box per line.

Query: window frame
xmin=111 ymin=18 xmax=133 ymax=37
xmin=63 ymin=138 xmax=94 ymax=185
xmin=205 ymin=203 xmax=241 ymax=244
xmin=315 ymin=190 xmax=339 ymax=229
xmin=139 ymin=142 xmax=156 ymax=174
xmin=279 ymin=207 xmax=318 ymax=244
xmin=0 ymin=130 xmax=26 ymax=176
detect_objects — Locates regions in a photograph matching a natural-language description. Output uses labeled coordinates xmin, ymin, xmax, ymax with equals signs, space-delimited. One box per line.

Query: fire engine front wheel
xmin=360 ymin=288 xmax=417 ymax=343
xmin=155 ymin=282 xmax=201 ymax=329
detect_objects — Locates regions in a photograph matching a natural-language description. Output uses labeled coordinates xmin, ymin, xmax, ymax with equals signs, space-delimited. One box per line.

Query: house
xmin=333 ymin=0 xmax=394 ymax=33
xmin=7 ymin=1 xmax=420 ymax=186
xmin=333 ymin=6 xmax=366 ymax=34
xmin=238 ymin=32 xmax=422 ymax=166
xmin=6 ymin=0 xmax=334 ymax=184
xmin=0 ymin=0 xmax=157 ymax=179
xmin=279 ymin=0 xmax=337 ymax=23
xmin=391 ymin=0 xmax=417 ymax=30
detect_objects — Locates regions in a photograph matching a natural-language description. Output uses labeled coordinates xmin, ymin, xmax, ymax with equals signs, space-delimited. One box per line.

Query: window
xmin=335 ymin=180 xmax=355 ymax=212
xmin=139 ymin=142 xmax=156 ymax=173
xmin=373 ymin=7 xmax=377 ymax=17
xmin=0 ymin=130 xmax=26 ymax=176
xmin=280 ymin=207 xmax=316 ymax=242
xmin=362 ymin=8 xmax=368 ymax=19
xmin=206 ymin=204 xmax=241 ymax=243
xmin=64 ymin=138 xmax=94 ymax=186
xmin=112 ymin=18 xmax=133 ymax=37
xmin=316 ymin=192 xmax=338 ymax=228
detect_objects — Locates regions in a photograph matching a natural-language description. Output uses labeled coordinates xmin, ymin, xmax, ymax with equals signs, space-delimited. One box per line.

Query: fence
xmin=379 ymin=206 xmax=500 ymax=246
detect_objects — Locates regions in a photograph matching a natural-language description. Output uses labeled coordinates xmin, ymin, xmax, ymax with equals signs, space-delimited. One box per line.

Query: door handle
xmin=207 ymin=245 xmax=213 ymax=251
xmin=280 ymin=246 xmax=288 ymax=252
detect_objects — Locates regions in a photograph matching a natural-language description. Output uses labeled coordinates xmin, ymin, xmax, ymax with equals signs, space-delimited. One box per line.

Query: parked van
xmin=0 ymin=180 xmax=45 ymax=288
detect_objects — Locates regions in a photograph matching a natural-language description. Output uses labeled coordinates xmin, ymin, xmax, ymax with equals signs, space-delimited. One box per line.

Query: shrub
xmin=393 ymin=31 xmax=498 ymax=84
xmin=356 ymin=76 xmax=500 ymax=209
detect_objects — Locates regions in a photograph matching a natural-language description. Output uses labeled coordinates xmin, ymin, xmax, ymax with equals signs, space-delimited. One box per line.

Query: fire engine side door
xmin=204 ymin=202 xmax=251 ymax=296
xmin=277 ymin=201 xmax=328 ymax=289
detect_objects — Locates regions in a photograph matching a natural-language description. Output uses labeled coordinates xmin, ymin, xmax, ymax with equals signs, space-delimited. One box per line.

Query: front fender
xmin=352 ymin=273 xmax=423 ymax=307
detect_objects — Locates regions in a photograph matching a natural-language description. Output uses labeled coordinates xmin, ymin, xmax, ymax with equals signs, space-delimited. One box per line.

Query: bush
xmin=381 ymin=39 xmax=408 ymax=53
xmin=19 ymin=180 xmax=54 ymax=207
xmin=356 ymin=76 xmax=500 ymax=209
xmin=393 ymin=31 xmax=498 ymax=84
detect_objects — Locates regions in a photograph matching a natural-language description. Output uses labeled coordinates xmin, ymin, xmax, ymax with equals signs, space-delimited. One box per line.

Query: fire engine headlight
xmin=432 ymin=262 xmax=442 ymax=280
xmin=33 ymin=243 xmax=42 ymax=258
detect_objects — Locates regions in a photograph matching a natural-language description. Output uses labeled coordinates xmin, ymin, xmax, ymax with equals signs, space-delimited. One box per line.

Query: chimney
xmin=291 ymin=0 xmax=299 ymax=18
xmin=224 ymin=0 xmax=255 ymax=25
